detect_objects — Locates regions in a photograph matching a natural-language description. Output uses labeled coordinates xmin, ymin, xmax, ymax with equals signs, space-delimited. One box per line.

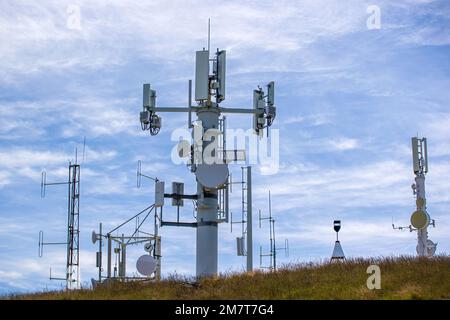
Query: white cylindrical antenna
xmin=188 ymin=80 xmax=193 ymax=128
xmin=208 ymin=18 xmax=211 ymax=55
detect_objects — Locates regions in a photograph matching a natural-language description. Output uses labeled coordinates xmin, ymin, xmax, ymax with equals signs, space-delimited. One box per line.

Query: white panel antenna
xmin=195 ymin=50 xmax=210 ymax=101
xmin=216 ymin=50 xmax=226 ymax=102
xmin=155 ymin=181 xmax=165 ymax=207
xmin=172 ymin=182 xmax=184 ymax=207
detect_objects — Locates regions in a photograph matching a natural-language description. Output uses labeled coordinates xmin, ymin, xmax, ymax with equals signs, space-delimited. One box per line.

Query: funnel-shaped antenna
xmin=331 ymin=241 xmax=345 ymax=260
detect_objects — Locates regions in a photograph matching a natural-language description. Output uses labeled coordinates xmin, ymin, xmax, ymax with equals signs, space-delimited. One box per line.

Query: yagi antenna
xmin=136 ymin=160 xmax=158 ymax=189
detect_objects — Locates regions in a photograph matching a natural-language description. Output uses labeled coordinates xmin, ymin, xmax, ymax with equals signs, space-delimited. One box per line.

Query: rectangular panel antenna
xmin=143 ymin=83 xmax=156 ymax=109
xmin=267 ymin=81 xmax=274 ymax=106
xmin=195 ymin=50 xmax=210 ymax=101
xmin=155 ymin=181 xmax=165 ymax=207
xmin=143 ymin=83 xmax=150 ymax=108
xmin=423 ymin=138 xmax=428 ymax=173
xmin=217 ymin=50 xmax=226 ymax=101
xmin=236 ymin=237 xmax=245 ymax=256
xmin=253 ymin=90 xmax=265 ymax=135
xmin=172 ymin=182 xmax=184 ymax=207
xmin=412 ymin=137 xmax=420 ymax=174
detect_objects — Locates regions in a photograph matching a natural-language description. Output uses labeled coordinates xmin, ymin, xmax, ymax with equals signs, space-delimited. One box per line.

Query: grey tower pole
xmin=196 ymin=108 xmax=219 ymax=277
xmin=107 ymin=235 xmax=112 ymax=278
xmin=98 ymin=223 xmax=102 ymax=282
xmin=415 ymin=175 xmax=428 ymax=256
xmin=246 ymin=166 xmax=253 ymax=272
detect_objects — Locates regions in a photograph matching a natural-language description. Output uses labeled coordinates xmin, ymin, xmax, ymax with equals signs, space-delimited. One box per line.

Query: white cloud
xmin=330 ymin=137 xmax=359 ymax=150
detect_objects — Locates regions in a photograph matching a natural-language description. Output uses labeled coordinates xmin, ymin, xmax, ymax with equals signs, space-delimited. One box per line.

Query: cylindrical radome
xmin=195 ymin=107 xmax=221 ymax=277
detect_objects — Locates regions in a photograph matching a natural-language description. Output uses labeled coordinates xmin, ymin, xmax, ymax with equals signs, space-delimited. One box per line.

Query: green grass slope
xmin=11 ymin=256 xmax=450 ymax=300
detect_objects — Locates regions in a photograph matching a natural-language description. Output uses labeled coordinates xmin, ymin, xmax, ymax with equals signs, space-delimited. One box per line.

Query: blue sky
xmin=0 ymin=0 xmax=449 ymax=294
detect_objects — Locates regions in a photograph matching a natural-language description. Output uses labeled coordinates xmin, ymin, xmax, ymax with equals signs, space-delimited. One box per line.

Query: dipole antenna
xmin=259 ymin=191 xmax=288 ymax=271
xmin=207 ymin=18 xmax=211 ymax=54
xmin=38 ymin=148 xmax=82 ymax=290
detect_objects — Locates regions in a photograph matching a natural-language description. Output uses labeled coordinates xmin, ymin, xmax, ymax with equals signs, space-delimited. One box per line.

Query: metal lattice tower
xmin=39 ymin=160 xmax=81 ymax=290
xmin=66 ymin=163 xmax=80 ymax=288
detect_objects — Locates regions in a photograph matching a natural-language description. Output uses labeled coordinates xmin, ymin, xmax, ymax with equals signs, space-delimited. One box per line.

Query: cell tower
xmin=393 ymin=137 xmax=437 ymax=257
xmin=138 ymin=24 xmax=276 ymax=277
xmin=259 ymin=191 xmax=289 ymax=271
xmin=38 ymin=150 xmax=81 ymax=290
xmin=331 ymin=220 xmax=345 ymax=261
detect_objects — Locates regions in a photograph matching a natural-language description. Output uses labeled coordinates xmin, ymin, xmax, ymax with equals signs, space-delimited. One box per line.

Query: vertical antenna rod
xmin=207 ymin=18 xmax=211 ymax=54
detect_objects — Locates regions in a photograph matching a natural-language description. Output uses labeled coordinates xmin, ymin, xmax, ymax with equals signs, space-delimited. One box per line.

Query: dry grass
xmin=8 ymin=255 xmax=450 ymax=300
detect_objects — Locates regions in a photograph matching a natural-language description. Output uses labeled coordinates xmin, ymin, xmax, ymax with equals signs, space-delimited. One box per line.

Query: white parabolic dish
xmin=195 ymin=163 xmax=229 ymax=188
xmin=136 ymin=255 xmax=156 ymax=276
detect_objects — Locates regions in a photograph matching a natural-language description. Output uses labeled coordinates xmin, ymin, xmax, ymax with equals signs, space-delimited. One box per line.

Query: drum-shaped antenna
xmin=91 ymin=230 xmax=99 ymax=244
xmin=410 ymin=210 xmax=430 ymax=229
xmin=195 ymin=163 xmax=229 ymax=189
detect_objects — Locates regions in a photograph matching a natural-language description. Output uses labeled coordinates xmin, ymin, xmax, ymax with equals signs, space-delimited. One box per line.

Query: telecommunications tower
xmin=138 ymin=25 xmax=276 ymax=277
xmin=39 ymin=150 xmax=82 ymax=290
xmin=393 ymin=137 xmax=437 ymax=257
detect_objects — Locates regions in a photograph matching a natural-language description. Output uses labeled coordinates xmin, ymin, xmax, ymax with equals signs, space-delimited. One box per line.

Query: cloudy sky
xmin=0 ymin=0 xmax=449 ymax=294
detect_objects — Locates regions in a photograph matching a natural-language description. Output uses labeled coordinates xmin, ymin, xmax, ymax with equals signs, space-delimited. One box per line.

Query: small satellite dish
xmin=177 ymin=140 xmax=191 ymax=158
xmin=195 ymin=163 xmax=229 ymax=189
xmin=144 ymin=242 xmax=153 ymax=253
xmin=410 ymin=210 xmax=430 ymax=229
xmin=136 ymin=254 xmax=156 ymax=276
xmin=91 ymin=231 xmax=98 ymax=244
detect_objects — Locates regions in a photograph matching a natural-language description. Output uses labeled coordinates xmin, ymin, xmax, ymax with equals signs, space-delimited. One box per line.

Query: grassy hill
xmin=11 ymin=256 xmax=450 ymax=300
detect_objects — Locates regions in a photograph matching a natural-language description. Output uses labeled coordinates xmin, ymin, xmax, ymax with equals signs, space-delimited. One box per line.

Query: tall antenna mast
xmin=259 ymin=191 xmax=288 ymax=271
xmin=393 ymin=137 xmax=437 ymax=257
xmin=39 ymin=149 xmax=81 ymax=290
xmin=138 ymin=24 xmax=277 ymax=277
